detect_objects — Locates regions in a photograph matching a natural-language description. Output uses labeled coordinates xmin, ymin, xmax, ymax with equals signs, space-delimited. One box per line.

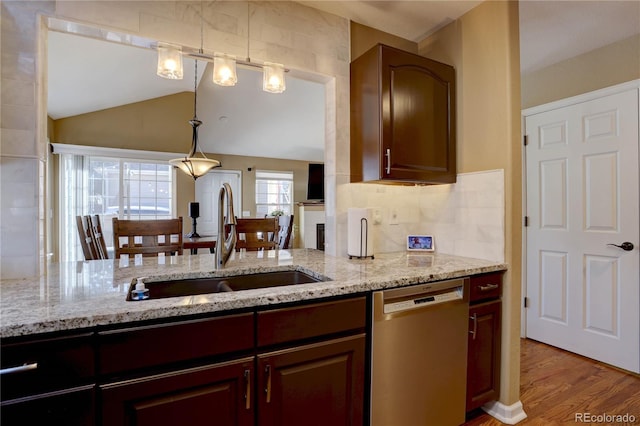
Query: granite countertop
xmin=0 ymin=249 xmax=507 ymax=338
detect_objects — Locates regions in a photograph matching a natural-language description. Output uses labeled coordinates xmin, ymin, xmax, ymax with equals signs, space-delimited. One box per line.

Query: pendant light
xmin=213 ymin=54 xmax=238 ymax=86
xmin=169 ymin=59 xmax=220 ymax=180
xmin=243 ymin=1 xmax=286 ymax=93
xmin=156 ymin=42 xmax=183 ymax=80
xmin=157 ymin=1 xmax=286 ymax=92
xmin=263 ymin=62 xmax=286 ymax=93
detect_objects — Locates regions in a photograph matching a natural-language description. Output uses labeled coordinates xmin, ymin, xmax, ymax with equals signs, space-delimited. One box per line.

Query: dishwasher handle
xmin=374 ymin=278 xmax=469 ymax=319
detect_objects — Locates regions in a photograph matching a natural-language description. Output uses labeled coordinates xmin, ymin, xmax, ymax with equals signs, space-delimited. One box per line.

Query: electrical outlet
xmin=373 ymin=209 xmax=382 ymax=225
xmin=389 ymin=208 xmax=399 ymax=225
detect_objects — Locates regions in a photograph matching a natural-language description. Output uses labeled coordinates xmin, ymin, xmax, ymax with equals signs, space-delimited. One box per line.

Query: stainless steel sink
xmin=126 ymin=270 xmax=324 ymax=301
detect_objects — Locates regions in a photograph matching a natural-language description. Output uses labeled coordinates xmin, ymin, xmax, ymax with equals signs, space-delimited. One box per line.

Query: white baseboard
xmin=482 ymin=400 xmax=528 ymax=424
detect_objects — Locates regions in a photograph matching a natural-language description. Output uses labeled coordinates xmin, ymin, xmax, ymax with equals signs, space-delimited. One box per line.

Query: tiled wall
xmin=339 ymin=169 xmax=505 ymax=262
xmin=1 ymin=1 xmax=350 ymax=278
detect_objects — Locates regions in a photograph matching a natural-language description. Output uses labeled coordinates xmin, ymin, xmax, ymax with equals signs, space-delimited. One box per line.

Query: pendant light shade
xmin=262 ymin=62 xmax=286 ymax=93
xmin=169 ymin=60 xmax=220 ymax=180
xmin=213 ymin=55 xmax=238 ymax=86
xmin=156 ymin=42 xmax=183 ymax=80
xmin=169 ymin=156 xmax=220 ymax=180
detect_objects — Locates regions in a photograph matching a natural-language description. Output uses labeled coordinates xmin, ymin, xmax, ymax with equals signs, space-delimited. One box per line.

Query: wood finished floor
xmin=464 ymin=338 xmax=640 ymax=425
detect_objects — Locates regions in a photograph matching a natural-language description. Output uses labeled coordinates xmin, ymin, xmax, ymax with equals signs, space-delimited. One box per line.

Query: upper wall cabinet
xmin=350 ymin=44 xmax=456 ymax=184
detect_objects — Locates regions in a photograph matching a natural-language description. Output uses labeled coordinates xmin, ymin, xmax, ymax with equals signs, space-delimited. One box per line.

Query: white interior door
xmin=195 ymin=170 xmax=241 ymax=237
xmin=525 ymin=85 xmax=639 ymax=373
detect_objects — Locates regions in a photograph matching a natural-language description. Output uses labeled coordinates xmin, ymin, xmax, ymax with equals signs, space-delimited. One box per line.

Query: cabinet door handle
xmin=385 ymin=149 xmax=391 ymax=175
xmin=469 ymin=313 xmax=477 ymax=340
xmin=264 ymin=364 xmax=272 ymax=403
xmin=244 ymin=369 xmax=251 ymax=410
xmin=479 ymin=283 xmax=499 ymax=292
xmin=0 ymin=362 xmax=38 ymax=375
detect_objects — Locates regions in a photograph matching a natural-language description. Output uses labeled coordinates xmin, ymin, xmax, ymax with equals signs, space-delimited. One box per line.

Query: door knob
xmin=607 ymin=242 xmax=634 ymax=251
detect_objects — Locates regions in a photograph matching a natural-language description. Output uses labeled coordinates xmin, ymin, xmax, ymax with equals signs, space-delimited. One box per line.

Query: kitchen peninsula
xmin=1 ymin=250 xmax=506 ymax=425
xmin=1 ymin=250 xmax=505 ymax=337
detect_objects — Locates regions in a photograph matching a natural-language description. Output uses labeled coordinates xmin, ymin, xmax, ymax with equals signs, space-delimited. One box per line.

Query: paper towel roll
xmin=348 ymin=208 xmax=374 ymax=258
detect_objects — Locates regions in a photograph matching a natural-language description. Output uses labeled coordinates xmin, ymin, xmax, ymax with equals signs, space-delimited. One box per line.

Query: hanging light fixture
xmin=157 ymin=2 xmax=286 ymax=92
xmin=212 ymin=54 xmax=238 ymax=86
xmin=263 ymin=62 xmax=286 ymax=93
xmin=156 ymin=42 xmax=183 ymax=80
xmin=169 ymin=59 xmax=220 ymax=180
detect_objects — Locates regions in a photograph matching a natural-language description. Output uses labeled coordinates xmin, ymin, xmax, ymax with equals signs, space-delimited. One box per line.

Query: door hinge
xmin=524 ymin=216 xmax=529 ymax=227
xmin=524 ymin=297 xmax=529 ymax=308
xmin=523 ymin=135 xmax=528 ymax=146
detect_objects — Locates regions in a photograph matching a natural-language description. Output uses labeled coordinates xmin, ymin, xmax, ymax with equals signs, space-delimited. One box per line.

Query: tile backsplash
xmin=339 ymin=169 xmax=505 ymax=262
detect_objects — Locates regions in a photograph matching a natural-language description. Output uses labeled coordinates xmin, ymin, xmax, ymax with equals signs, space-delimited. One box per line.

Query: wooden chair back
xmin=76 ymin=215 xmax=99 ymax=260
xmin=88 ymin=215 xmax=109 ymax=259
xmin=276 ymin=215 xmax=294 ymax=249
xmin=112 ymin=217 xmax=183 ymax=258
xmin=235 ymin=217 xmax=279 ymax=251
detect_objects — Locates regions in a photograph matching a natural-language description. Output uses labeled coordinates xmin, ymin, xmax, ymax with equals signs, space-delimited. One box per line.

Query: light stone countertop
xmin=0 ymin=249 xmax=507 ymax=338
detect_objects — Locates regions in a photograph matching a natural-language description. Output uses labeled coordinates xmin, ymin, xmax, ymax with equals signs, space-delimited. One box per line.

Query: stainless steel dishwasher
xmin=371 ymin=277 xmax=470 ymax=426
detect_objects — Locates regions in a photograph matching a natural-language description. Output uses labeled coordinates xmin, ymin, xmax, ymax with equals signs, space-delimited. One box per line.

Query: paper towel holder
xmin=349 ymin=217 xmax=374 ymax=260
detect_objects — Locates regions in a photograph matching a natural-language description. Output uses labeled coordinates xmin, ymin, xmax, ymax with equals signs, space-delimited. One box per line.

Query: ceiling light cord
xmin=188 ymin=59 xmax=202 ymax=159
xmin=247 ymin=1 xmax=251 ymax=62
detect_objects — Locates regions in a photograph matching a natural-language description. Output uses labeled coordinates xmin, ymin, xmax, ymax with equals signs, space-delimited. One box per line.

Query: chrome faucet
xmin=215 ymin=183 xmax=237 ymax=269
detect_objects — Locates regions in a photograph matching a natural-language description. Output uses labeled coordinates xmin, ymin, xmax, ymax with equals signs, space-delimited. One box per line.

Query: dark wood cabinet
xmin=97 ymin=313 xmax=254 ymax=377
xmin=351 ymin=43 xmax=456 ymax=184
xmin=256 ymin=297 xmax=366 ymax=426
xmin=0 ymin=331 xmax=96 ymax=425
xmin=1 ymin=385 xmax=95 ymax=425
xmin=97 ymin=312 xmax=256 ymax=426
xmin=257 ymin=334 xmax=365 ymax=426
xmin=101 ymin=357 xmax=255 ymax=426
xmin=96 ymin=296 xmax=366 ymax=426
xmin=466 ymin=273 xmax=503 ymax=411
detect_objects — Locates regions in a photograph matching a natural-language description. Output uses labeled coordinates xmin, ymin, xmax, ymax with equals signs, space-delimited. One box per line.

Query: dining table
xmin=182 ymin=235 xmax=216 ymax=255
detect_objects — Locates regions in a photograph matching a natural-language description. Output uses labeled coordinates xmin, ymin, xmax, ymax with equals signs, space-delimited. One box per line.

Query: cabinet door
xmin=467 ymin=300 xmax=502 ymax=411
xmin=381 ymin=47 xmax=456 ymax=183
xmin=0 ymin=385 xmax=95 ymax=426
xmin=257 ymin=334 xmax=365 ymax=426
xmin=101 ymin=357 xmax=254 ymax=426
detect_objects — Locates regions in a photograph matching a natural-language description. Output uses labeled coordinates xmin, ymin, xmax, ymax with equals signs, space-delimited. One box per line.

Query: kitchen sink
xmin=126 ymin=270 xmax=325 ymax=301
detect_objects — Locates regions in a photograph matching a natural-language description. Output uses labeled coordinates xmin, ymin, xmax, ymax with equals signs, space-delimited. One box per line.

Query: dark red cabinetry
xmin=467 ymin=272 xmax=503 ymax=411
xmin=351 ymin=43 xmax=456 ymax=184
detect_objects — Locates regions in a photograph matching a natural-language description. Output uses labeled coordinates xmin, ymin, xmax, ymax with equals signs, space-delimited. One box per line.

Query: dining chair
xmin=112 ymin=217 xmax=183 ymax=258
xmin=276 ymin=215 xmax=294 ymax=249
xmin=76 ymin=215 xmax=99 ymax=260
xmin=88 ymin=214 xmax=109 ymax=259
xmin=235 ymin=217 xmax=279 ymax=251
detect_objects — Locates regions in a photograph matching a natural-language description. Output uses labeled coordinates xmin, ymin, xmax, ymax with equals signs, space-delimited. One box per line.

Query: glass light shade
xmin=169 ymin=157 xmax=220 ymax=180
xmin=213 ymin=55 xmax=238 ymax=86
xmin=157 ymin=43 xmax=183 ymax=80
xmin=262 ymin=62 xmax=286 ymax=93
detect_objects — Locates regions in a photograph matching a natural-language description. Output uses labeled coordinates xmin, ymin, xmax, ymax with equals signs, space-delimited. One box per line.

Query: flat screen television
xmin=307 ymin=163 xmax=324 ymax=201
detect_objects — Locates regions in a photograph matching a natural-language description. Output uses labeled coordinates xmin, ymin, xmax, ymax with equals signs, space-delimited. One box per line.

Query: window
xmin=56 ymin=146 xmax=174 ymax=261
xmin=93 ymin=159 xmax=172 ymax=220
xmin=255 ymin=170 xmax=293 ymax=217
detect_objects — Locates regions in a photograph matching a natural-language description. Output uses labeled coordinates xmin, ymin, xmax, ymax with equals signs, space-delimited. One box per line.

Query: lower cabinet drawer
xmin=470 ymin=272 xmax=503 ymax=303
xmin=0 ymin=385 xmax=95 ymax=426
xmin=98 ymin=313 xmax=254 ymax=376
xmin=257 ymin=297 xmax=366 ymax=347
xmin=0 ymin=333 xmax=95 ymax=400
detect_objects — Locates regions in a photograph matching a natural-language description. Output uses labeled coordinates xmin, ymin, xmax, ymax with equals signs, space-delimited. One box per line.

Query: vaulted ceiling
xmin=47 ymin=1 xmax=640 ymax=161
